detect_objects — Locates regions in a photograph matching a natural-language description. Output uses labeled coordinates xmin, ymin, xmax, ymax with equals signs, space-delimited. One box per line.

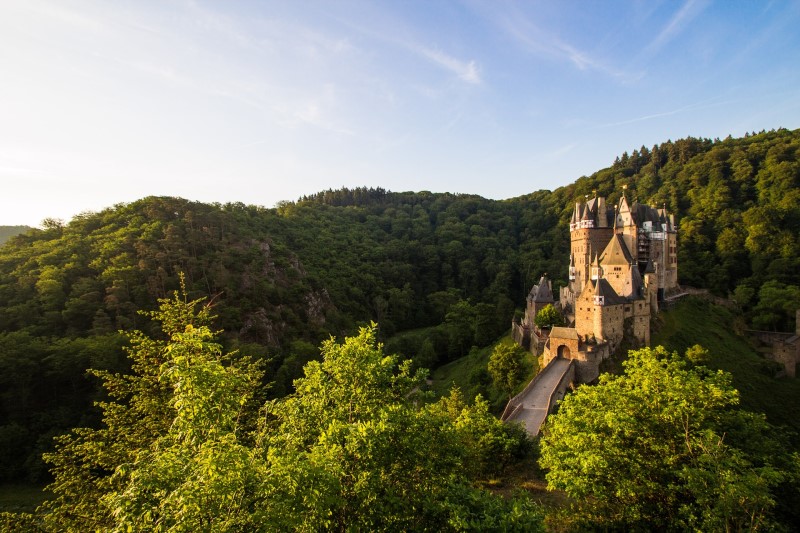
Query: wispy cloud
xmin=640 ymin=0 xmax=710 ymax=59
xmin=594 ymin=96 xmax=735 ymax=129
xmin=332 ymin=13 xmax=482 ymax=85
xmin=414 ymin=46 xmax=482 ymax=84
xmin=493 ymin=8 xmax=641 ymax=83
xmin=550 ymin=143 xmax=577 ymax=159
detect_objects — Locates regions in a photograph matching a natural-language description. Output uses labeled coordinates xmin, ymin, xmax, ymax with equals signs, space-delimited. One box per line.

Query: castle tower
xmin=616 ymin=188 xmax=638 ymax=259
xmin=592 ymin=278 xmax=606 ymax=341
xmin=526 ymin=274 xmax=555 ymax=326
xmin=568 ymin=195 xmax=614 ymax=300
xmin=665 ymin=210 xmax=678 ymax=291
xmin=568 ymin=253 xmax=576 ymax=282
xmin=590 ymin=252 xmax=602 ymax=281
xmin=597 ymin=234 xmax=635 ymax=298
xmin=643 ymin=260 xmax=658 ymax=314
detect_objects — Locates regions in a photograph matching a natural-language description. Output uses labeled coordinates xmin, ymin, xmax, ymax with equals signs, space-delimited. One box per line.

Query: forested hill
xmin=0 ymin=127 xmax=799 ymax=483
xmin=0 ymin=226 xmax=32 ymax=246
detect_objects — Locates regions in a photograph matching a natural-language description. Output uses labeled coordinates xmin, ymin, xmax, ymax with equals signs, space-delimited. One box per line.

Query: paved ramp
xmin=504 ymin=357 xmax=573 ymax=436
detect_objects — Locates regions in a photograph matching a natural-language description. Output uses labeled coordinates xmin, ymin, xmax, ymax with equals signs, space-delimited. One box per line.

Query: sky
xmin=2 ymin=0 xmax=800 ymax=227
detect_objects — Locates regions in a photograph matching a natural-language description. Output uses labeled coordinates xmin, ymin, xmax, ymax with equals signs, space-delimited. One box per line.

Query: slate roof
xmin=599 ymin=234 xmax=635 ymax=266
xmin=630 ymin=264 xmax=644 ymax=296
xmin=528 ymin=275 xmax=554 ymax=303
xmin=590 ymin=279 xmax=628 ymax=306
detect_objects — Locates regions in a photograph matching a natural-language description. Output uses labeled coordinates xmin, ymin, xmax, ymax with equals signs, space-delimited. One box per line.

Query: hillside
xmin=652 ymin=296 xmax=800 ymax=438
xmin=0 ymin=226 xmax=32 ymax=246
xmin=0 ymin=128 xmax=798 ymax=483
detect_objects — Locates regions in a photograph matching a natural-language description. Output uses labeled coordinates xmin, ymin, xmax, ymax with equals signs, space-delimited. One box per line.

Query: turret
xmin=590 ymin=253 xmax=602 ymax=281
xmin=568 ymin=253 xmax=576 ymax=281
xmin=593 ymin=277 xmax=605 ymax=306
xmin=593 ymin=279 xmax=605 ymax=341
xmin=616 ymin=186 xmax=638 ymax=255
xmin=581 ymin=199 xmax=594 ymax=229
xmin=596 ymin=194 xmax=608 ymax=228
xmin=629 ymin=263 xmax=643 ymax=298
xmin=570 ymin=203 xmax=581 ymax=231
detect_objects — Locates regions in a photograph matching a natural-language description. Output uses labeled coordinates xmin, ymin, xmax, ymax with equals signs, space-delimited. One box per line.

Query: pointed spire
xmin=593 ymin=277 xmax=606 ymax=307
xmin=590 ymin=251 xmax=602 ymax=281
xmin=582 ymin=204 xmax=590 ymax=219
xmin=619 ymin=192 xmax=630 ymax=213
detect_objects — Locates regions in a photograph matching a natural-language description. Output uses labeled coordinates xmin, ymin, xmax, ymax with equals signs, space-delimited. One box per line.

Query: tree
xmin=34 ymin=307 xmax=543 ymax=531
xmin=39 ymin=282 xmax=264 ymax=531
xmin=487 ymin=342 xmax=524 ymax=399
xmin=533 ymin=304 xmax=564 ymax=329
xmin=539 ymin=346 xmax=786 ymax=531
xmin=258 ymin=324 xmax=543 ymax=531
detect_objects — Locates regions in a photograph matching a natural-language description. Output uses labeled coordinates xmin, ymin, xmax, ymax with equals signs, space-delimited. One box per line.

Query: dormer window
xmin=594 ymin=295 xmax=604 ymax=305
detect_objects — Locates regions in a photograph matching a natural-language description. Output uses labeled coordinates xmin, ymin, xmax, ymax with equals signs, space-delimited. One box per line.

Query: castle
xmin=514 ymin=189 xmax=678 ymax=382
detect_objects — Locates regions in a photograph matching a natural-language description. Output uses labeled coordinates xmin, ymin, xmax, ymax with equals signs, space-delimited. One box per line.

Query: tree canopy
xmin=533 ymin=304 xmax=564 ymax=329
xmin=487 ymin=342 xmax=525 ymax=399
xmin=539 ymin=345 xmax=793 ymax=531
xmin=0 ymin=128 xmax=799 ymax=483
xmin=23 ymin=292 xmax=541 ymax=532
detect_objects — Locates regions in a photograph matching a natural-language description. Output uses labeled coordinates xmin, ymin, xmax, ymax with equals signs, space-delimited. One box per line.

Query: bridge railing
xmin=543 ymin=360 xmax=574 ymax=420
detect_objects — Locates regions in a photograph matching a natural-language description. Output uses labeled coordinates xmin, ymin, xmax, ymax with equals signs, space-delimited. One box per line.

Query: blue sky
xmin=2 ymin=0 xmax=799 ymax=226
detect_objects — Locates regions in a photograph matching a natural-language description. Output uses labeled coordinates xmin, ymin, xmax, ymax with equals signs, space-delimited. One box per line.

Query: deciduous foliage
xmin=34 ymin=305 xmax=541 ymax=531
xmin=539 ymin=346 xmax=788 ymax=531
xmin=38 ymin=283 xmax=264 ymax=531
xmin=1 ymin=128 xmax=800 ymax=484
xmin=533 ymin=304 xmax=564 ymax=329
xmin=487 ymin=342 xmax=524 ymax=399
xmin=258 ymin=324 xmax=541 ymax=531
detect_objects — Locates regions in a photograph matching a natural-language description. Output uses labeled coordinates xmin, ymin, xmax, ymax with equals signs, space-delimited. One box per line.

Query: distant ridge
xmin=0 ymin=225 xmax=32 ymax=245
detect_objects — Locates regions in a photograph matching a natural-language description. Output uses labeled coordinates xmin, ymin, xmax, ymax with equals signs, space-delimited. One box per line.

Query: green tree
xmin=539 ymin=346 xmax=786 ymax=531
xmin=487 ymin=342 xmax=524 ymax=399
xmin=39 ymin=283 xmax=264 ymax=531
xmin=103 ymin=320 xmax=264 ymax=531
xmin=258 ymin=324 xmax=542 ymax=531
xmin=444 ymin=300 xmax=476 ymax=359
xmin=751 ymin=281 xmax=800 ymax=331
xmin=533 ymin=304 xmax=564 ymax=329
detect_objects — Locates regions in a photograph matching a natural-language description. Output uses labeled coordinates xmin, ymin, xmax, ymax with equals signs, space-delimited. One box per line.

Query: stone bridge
xmin=501 ymin=357 xmax=574 ymax=436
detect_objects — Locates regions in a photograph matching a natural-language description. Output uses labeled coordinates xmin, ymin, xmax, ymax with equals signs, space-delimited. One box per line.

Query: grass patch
xmin=653 ymin=296 xmax=800 ymax=438
xmin=430 ymin=334 xmax=540 ymax=412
